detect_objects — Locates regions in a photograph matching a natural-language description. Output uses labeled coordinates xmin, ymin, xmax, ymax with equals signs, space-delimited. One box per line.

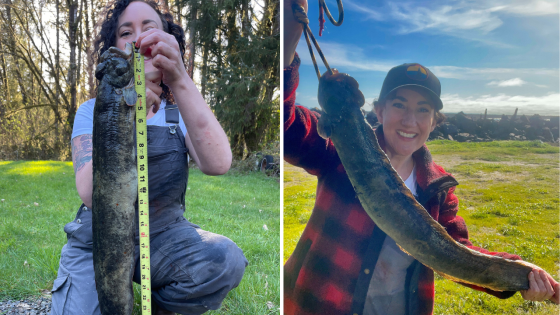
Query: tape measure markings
xmin=133 ymin=41 xmax=152 ymax=315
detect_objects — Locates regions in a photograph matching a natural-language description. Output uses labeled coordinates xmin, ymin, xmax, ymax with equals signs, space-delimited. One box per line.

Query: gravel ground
xmin=0 ymin=296 xmax=51 ymax=315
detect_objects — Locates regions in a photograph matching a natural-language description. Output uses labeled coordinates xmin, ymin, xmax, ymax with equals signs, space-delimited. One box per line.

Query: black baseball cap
xmin=378 ymin=63 xmax=443 ymax=110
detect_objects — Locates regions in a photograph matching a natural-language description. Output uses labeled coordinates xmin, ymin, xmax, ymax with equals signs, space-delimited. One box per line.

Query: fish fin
xmin=123 ymin=86 xmax=138 ymax=106
xmin=396 ymin=243 xmax=414 ymax=257
xmin=317 ymin=114 xmax=333 ymax=139
xmin=95 ymin=62 xmax=106 ymax=81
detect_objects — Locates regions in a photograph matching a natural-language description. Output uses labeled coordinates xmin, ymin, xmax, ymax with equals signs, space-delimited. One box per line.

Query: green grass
xmin=283 ymin=141 xmax=560 ymax=314
xmin=283 ymin=164 xmax=317 ymax=264
xmin=0 ymin=161 xmax=280 ymax=314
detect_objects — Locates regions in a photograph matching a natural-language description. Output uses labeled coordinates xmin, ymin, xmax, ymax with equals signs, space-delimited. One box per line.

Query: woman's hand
xmin=284 ymin=0 xmax=307 ymax=67
xmin=145 ymin=71 xmax=163 ymax=113
xmin=124 ymin=70 xmax=162 ymax=114
xmin=520 ymin=265 xmax=559 ymax=304
xmin=135 ymin=29 xmax=187 ymax=91
xmin=134 ymin=27 xmax=232 ymax=175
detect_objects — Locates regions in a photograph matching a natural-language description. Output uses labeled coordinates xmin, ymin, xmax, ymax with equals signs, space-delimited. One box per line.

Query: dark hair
xmin=373 ymin=85 xmax=446 ymax=125
xmin=92 ymin=0 xmax=186 ymax=103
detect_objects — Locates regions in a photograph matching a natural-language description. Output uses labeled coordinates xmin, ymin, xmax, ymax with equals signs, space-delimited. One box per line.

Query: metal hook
xmin=320 ymin=0 xmax=344 ymax=26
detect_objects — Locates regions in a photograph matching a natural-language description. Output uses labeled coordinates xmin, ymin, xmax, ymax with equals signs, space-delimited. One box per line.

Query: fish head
xmin=95 ymin=42 xmax=134 ymax=88
xmin=318 ymin=70 xmax=365 ymax=116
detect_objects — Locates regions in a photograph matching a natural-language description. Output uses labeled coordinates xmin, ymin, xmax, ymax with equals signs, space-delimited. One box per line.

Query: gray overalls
xmin=51 ymin=111 xmax=248 ymax=315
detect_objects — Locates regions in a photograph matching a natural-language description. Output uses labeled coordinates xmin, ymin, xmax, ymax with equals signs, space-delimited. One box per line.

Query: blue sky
xmin=291 ymin=0 xmax=559 ymax=115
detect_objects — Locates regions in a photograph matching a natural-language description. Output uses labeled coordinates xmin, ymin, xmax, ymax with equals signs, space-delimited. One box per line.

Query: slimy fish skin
xmin=316 ymin=70 xmax=531 ymax=292
xmin=92 ymin=42 xmax=138 ymax=315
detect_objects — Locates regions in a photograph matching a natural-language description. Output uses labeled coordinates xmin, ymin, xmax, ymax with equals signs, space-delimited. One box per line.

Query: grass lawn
xmin=0 ymin=161 xmax=280 ymax=314
xmin=283 ymin=140 xmax=559 ymax=315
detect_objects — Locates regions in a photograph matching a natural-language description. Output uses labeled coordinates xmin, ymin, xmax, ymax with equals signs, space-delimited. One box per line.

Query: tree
xmin=180 ymin=0 xmax=279 ymax=159
xmin=0 ymin=0 xmax=91 ymax=160
xmin=0 ymin=0 xmax=279 ymax=161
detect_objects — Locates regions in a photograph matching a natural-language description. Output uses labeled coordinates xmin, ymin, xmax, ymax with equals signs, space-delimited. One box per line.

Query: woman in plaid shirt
xmin=283 ymin=1 xmax=559 ymax=314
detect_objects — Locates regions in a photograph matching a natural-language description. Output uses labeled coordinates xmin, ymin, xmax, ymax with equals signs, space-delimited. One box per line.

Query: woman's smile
xmin=375 ymin=87 xmax=437 ymax=160
xmin=396 ymin=130 xmax=417 ymax=139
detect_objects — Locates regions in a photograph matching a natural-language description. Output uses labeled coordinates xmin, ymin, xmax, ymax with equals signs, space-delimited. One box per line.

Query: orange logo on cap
xmin=406 ymin=64 xmax=429 ymax=81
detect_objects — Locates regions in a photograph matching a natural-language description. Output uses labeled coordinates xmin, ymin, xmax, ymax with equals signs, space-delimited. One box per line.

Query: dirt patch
xmin=473 ymin=170 xmax=528 ymax=182
xmin=433 ymin=153 xmax=557 ymax=170
xmin=431 ymin=155 xmax=465 ymax=170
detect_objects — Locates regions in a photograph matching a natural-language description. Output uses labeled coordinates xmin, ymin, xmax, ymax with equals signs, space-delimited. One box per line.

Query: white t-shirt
xmin=363 ymin=165 xmax=417 ymax=315
xmin=71 ymin=99 xmax=187 ymax=140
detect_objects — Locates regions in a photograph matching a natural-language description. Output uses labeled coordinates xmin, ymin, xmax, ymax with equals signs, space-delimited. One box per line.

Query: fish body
xmin=92 ymin=43 xmax=138 ymax=314
xmin=316 ymin=71 xmax=531 ymax=292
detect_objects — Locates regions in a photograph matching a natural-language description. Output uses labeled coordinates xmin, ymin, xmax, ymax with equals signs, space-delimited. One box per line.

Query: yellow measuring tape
xmin=133 ymin=41 xmax=152 ymax=315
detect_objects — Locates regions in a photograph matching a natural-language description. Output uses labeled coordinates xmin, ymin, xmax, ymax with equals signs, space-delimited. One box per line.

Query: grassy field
xmin=283 ymin=140 xmax=559 ymax=315
xmin=0 ymin=161 xmax=280 ymax=314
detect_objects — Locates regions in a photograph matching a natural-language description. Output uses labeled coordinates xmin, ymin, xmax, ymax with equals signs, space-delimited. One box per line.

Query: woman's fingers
xmin=551 ymin=281 xmax=560 ymax=304
xmin=135 ymin=29 xmax=186 ymax=87
xmin=145 ymin=79 xmax=162 ymax=113
xmin=145 ymin=70 xmax=163 ymax=83
xmin=543 ymin=271 xmax=560 ymax=304
xmin=136 ymin=29 xmax=179 ymax=58
xmin=283 ymin=0 xmax=308 ymax=66
xmin=540 ymin=270 xmax=555 ymax=299
xmin=522 ymin=269 xmax=557 ymax=302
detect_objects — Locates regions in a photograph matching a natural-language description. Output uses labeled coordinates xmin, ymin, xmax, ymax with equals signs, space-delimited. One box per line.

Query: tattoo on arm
xmin=72 ymin=134 xmax=92 ymax=174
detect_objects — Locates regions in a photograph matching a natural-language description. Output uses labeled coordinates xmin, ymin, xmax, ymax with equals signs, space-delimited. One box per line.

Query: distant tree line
xmin=0 ymin=0 xmax=279 ymax=160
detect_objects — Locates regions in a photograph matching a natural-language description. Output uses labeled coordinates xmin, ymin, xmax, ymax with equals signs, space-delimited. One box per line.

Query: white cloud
xmin=493 ymin=0 xmax=559 ymax=16
xmin=345 ymin=0 xmax=504 ymax=34
xmin=430 ymin=66 xmax=558 ymax=80
xmin=297 ymin=39 xmax=559 ymax=82
xmin=388 ymin=3 xmax=503 ymax=34
xmin=344 ymin=0 xmax=558 ymax=44
xmin=296 ymin=40 xmax=398 ymax=72
xmin=345 ymin=0 xmax=384 ymax=20
xmin=487 ymin=78 xmax=527 ymax=87
xmin=441 ymin=92 xmax=560 ymax=115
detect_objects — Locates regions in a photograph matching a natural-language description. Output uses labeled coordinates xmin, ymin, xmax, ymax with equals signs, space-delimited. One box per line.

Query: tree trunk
xmin=0 ymin=39 xmax=10 ymax=106
xmin=77 ymin=0 xmax=84 ymax=99
xmin=56 ymin=0 xmax=60 ymax=142
xmin=85 ymin=0 xmax=94 ymax=98
xmin=187 ymin=2 xmax=197 ymax=79
xmin=200 ymin=41 xmax=208 ymax=98
xmin=232 ymin=133 xmax=244 ymax=159
xmin=4 ymin=0 xmax=28 ymax=106
xmin=67 ymin=0 xmax=79 ymax=133
xmin=241 ymin=0 xmax=249 ymax=37
xmin=175 ymin=0 xmax=181 ymax=25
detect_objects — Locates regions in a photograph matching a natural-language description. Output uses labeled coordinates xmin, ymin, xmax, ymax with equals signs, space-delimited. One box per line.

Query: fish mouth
xmin=100 ymin=43 xmax=134 ymax=63
xmin=123 ymin=42 xmax=134 ymax=59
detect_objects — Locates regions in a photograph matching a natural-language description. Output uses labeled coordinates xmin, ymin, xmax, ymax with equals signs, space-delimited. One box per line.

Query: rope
xmin=292 ymin=1 xmax=344 ymax=80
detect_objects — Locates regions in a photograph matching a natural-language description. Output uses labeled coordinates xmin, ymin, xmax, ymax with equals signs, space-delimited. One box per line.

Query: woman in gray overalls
xmin=50 ymin=1 xmax=248 ymax=314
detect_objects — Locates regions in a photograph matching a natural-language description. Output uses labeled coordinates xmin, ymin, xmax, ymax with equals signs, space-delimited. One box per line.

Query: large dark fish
xmin=92 ymin=42 xmax=138 ymax=314
xmin=316 ymin=70 xmax=532 ymax=292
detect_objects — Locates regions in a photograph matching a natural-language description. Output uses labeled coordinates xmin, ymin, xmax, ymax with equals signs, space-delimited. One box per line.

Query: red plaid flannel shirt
xmin=284 ymin=55 xmax=521 ymax=315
